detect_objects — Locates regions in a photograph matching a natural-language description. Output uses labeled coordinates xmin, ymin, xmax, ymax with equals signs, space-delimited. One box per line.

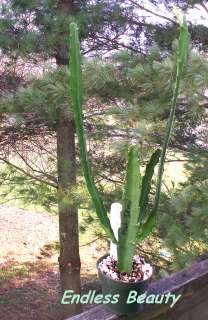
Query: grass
xmin=0 ymin=264 xmax=30 ymax=284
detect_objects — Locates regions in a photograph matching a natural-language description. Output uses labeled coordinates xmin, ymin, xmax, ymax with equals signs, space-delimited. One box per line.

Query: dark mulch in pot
xmin=98 ymin=255 xmax=153 ymax=283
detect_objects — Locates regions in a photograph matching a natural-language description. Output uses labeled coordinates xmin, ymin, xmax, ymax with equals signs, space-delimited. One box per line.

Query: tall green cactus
xmin=69 ymin=19 xmax=189 ymax=273
xmin=69 ymin=22 xmax=117 ymax=244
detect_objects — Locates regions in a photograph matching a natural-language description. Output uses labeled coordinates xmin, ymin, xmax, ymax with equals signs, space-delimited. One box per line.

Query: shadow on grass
xmin=0 ymin=258 xmax=62 ymax=320
xmin=0 ymin=246 xmax=99 ymax=320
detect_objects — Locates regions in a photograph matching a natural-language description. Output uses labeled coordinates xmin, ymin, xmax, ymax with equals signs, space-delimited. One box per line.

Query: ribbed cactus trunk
xmin=117 ymin=146 xmax=142 ymax=272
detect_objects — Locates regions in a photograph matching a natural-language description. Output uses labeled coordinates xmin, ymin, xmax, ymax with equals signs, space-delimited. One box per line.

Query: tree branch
xmin=12 ymin=146 xmax=57 ymax=184
xmin=129 ymin=0 xmax=176 ymax=24
xmin=0 ymin=158 xmax=57 ymax=188
xmin=200 ymin=2 xmax=208 ymax=15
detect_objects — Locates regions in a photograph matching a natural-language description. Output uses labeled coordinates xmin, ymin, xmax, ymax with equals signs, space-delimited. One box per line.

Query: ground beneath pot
xmin=0 ymin=205 xmax=106 ymax=320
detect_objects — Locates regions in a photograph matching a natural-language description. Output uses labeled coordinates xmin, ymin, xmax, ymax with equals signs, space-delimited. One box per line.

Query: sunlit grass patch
xmin=0 ymin=263 xmax=30 ymax=284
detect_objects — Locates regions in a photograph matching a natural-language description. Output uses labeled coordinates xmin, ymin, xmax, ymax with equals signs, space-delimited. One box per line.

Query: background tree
xmin=0 ymin=0 xmax=132 ymax=318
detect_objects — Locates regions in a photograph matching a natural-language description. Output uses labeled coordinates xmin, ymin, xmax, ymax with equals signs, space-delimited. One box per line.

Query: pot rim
xmin=97 ymin=254 xmax=152 ymax=285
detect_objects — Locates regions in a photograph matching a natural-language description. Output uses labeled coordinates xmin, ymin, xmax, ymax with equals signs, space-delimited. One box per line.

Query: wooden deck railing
xmin=67 ymin=258 xmax=208 ymax=320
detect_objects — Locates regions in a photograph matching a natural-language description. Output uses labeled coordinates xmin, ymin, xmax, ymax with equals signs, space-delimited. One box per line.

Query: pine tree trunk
xmin=57 ymin=113 xmax=82 ymax=319
xmin=56 ymin=1 xmax=81 ymax=319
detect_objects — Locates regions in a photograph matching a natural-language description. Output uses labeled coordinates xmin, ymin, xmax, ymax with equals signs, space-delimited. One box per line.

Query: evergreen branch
xmin=128 ymin=0 xmax=176 ymax=24
xmin=96 ymin=34 xmax=146 ymax=55
xmin=137 ymin=247 xmax=172 ymax=265
xmin=0 ymin=158 xmax=57 ymax=188
xmin=200 ymin=3 xmax=208 ymax=15
xmin=12 ymin=146 xmax=57 ymax=184
xmin=80 ymin=237 xmax=100 ymax=247
xmin=0 ymin=196 xmax=34 ymax=205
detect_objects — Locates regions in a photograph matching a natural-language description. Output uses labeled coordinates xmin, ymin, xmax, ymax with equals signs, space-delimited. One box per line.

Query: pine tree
xmin=0 ymin=1 xmax=131 ymax=318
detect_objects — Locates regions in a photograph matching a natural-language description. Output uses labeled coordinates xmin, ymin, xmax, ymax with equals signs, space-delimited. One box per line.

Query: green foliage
xmin=0 ymin=165 xmax=57 ymax=212
xmin=158 ymin=179 xmax=208 ymax=269
xmin=0 ymin=0 xmax=129 ymax=60
xmin=0 ymin=67 xmax=71 ymax=121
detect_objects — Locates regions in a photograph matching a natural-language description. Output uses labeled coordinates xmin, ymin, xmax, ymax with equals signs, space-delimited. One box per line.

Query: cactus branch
xmin=137 ymin=18 xmax=190 ymax=241
xmin=139 ymin=148 xmax=161 ymax=222
xmin=69 ymin=23 xmax=117 ymax=243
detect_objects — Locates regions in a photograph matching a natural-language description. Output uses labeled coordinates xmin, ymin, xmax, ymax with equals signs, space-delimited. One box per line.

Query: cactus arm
xmin=69 ymin=22 xmax=117 ymax=243
xmin=153 ymin=18 xmax=189 ymax=217
xmin=137 ymin=19 xmax=189 ymax=242
xmin=117 ymin=146 xmax=142 ymax=272
xmin=139 ymin=149 xmax=161 ymax=222
xmin=137 ymin=212 xmax=156 ymax=242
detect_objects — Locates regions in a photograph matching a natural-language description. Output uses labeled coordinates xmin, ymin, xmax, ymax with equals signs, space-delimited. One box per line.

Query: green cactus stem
xmin=117 ymin=146 xmax=142 ymax=272
xmin=137 ymin=18 xmax=190 ymax=241
xmin=69 ymin=22 xmax=117 ymax=243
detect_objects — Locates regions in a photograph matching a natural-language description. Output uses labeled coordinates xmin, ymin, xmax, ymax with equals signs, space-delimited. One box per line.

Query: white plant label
xmin=110 ymin=202 xmax=122 ymax=260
